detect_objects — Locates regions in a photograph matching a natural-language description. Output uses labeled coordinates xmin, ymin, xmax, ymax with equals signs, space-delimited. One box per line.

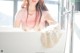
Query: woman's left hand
xmin=34 ymin=26 xmax=41 ymax=31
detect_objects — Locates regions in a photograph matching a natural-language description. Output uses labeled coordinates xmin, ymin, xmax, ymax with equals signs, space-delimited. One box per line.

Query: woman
xmin=14 ymin=0 xmax=62 ymax=48
xmin=14 ymin=0 xmax=56 ymax=31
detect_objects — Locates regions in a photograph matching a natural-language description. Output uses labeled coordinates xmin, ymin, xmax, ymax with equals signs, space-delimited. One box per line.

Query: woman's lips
xmin=32 ymin=0 xmax=36 ymax=2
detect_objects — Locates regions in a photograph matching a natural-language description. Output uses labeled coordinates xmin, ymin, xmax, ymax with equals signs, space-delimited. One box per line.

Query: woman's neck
xmin=29 ymin=5 xmax=36 ymax=12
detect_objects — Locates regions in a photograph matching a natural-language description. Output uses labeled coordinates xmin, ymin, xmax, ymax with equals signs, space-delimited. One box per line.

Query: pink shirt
xmin=15 ymin=8 xmax=46 ymax=29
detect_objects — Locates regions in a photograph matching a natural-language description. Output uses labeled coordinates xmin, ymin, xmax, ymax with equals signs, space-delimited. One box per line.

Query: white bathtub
xmin=0 ymin=26 xmax=66 ymax=53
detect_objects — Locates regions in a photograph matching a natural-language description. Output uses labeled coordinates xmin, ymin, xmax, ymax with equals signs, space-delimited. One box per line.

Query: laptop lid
xmin=0 ymin=32 xmax=66 ymax=53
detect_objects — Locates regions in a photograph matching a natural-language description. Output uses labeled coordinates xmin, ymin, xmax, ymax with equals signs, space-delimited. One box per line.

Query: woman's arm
xmin=13 ymin=17 xmax=21 ymax=27
xmin=44 ymin=11 xmax=57 ymax=25
xmin=13 ymin=10 xmax=22 ymax=27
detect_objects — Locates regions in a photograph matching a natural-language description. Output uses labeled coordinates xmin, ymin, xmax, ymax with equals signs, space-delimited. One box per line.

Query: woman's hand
xmin=40 ymin=24 xmax=63 ymax=48
xmin=34 ymin=25 xmax=41 ymax=31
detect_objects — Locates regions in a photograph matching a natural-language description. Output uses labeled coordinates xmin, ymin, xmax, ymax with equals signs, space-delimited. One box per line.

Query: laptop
xmin=0 ymin=32 xmax=66 ymax=53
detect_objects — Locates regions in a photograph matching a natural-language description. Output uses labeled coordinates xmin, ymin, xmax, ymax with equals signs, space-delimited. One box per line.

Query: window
xmin=0 ymin=1 xmax=13 ymax=26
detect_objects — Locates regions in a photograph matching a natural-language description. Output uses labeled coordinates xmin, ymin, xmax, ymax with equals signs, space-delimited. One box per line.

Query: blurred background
xmin=0 ymin=0 xmax=80 ymax=53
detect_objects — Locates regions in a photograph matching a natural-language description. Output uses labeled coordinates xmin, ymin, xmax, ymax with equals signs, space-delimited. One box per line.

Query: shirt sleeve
xmin=15 ymin=9 xmax=24 ymax=21
xmin=44 ymin=11 xmax=57 ymax=25
xmin=14 ymin=8 xmax=25 ymax=27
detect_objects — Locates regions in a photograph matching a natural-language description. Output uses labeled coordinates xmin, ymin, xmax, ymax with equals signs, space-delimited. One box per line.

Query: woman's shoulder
xmin=15 ymin=8 xmax=27 ymax=19
xmin=18 ymin=8 xmax=27 ymax=13
xmin=16 ymin=8 xmax=27 ymax=16
xmin=42 ymin=11 xmax=48 ymax=14
xmin=42 ymin=11 xmax=50 ymax=17
xmin=42 ymin=11 xmax=50 ymax=15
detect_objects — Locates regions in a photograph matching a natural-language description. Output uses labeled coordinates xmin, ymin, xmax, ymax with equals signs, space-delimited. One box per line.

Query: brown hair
xmin=21 ymin=0 xmax=48 ymax=26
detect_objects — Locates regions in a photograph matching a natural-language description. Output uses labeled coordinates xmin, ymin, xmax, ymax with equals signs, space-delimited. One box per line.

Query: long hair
xmin=21 ymin=0 xmax=48 ymax=26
